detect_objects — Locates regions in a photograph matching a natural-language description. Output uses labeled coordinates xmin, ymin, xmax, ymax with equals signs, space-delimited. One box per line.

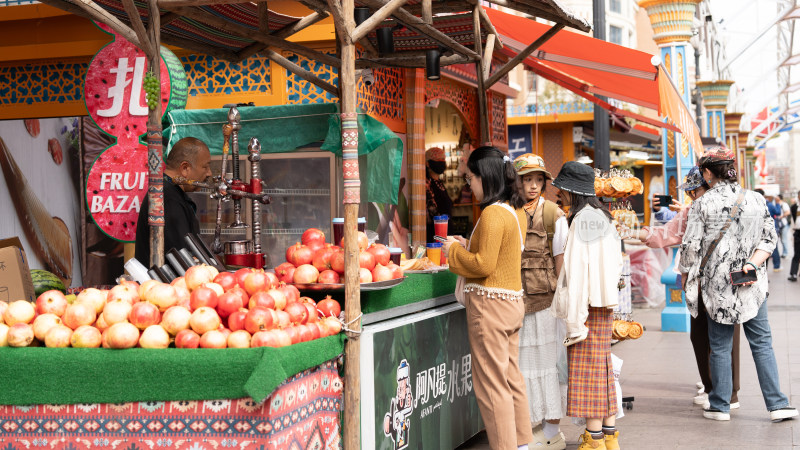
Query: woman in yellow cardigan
xmin=443 ymin=146 xmax=532 ymax=450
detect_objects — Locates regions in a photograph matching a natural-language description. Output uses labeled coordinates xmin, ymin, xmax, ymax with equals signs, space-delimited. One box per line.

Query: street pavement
xmin=458 ymin=252 xmax=800 ymax=449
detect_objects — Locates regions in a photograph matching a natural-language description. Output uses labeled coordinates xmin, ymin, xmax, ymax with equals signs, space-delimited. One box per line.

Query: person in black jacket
xmin=135 ymin=137 xmax=212 ymax=266
xmin=790 ymin=192 xmax=800 ymax=281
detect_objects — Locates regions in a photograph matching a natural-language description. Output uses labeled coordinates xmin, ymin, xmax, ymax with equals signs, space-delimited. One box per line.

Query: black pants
xmin=690 ymin=291 xmax=740 ymax=403
xmin=791 ymin=230 xmax=800 ymax=276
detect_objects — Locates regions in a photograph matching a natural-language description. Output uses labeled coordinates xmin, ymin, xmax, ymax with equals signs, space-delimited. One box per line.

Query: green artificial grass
xmin=360 ymin=271 xmax=456 ymax=314
xmin=0 ymin=333 xmax=345 ymax=406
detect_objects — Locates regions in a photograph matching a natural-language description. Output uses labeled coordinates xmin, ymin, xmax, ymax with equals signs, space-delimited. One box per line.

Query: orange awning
xmin=484 ymin=7 xmax=704 ymax=154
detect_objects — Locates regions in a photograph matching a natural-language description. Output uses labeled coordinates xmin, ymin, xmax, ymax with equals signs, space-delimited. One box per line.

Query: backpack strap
xmin=542 ymin=200 xmax=559 ymax=255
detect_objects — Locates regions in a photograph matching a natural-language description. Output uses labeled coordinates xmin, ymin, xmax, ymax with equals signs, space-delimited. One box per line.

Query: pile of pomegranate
xmin=278 ymin=228 xmax=404 ymax=285
xmin=0 ymin=264 xmax=343 ymax=349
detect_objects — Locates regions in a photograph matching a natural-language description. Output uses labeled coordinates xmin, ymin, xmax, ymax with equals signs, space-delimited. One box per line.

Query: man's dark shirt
xmin=135 ymin=175 xmax=200 ymax=265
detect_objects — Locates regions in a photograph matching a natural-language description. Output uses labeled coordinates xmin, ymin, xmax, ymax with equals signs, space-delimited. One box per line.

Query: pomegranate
xmin=4 ymin=300 xmax=35 ymax=326
xmin=305 ymin=323 xmax=321 ymax=340
xmin=170 ymin=277 xmax=188 ymax=291
xmin=293 ymin=264 xmax=320 ymax=284
xmin=185 ymin=265 xmax=215 ymax=291
xmin=250 ymin=330 xmax=278 ymax=347
xmin=213 ymin=272 xmax=237 ymax=291
xmin=143 ymin=283 xmax=178 ymax=312
xmin=318 ymin=269 xmax=340 ymax=284
xmin=105 ymin=322 xmax=140 ymax=349
xmin=102 ymin=299 xmax=133 ymax=326
xmin=285 ymin=302 xmax=309 ymax=325
xmin=372 ymin=264 xmax=394 ymax=282
xmin=367 ymin=244 xmax=391 ymax=266
xmin=312 ymin=247 xmax=335 ymax=272
xmin=297 ymin=325 xmax=314 ymax=343
xmin=244 ymin=270 xmax=271 ymax=296
xmin=44 ymin=325 xmax=72 ymax=348
xmin=302 ymin=228 xmax=326 ymax=245
xmin=160 ymin=305 xmax=192 ymax=335
xmin=189 ymin=307 xmax=222 ymax=334
xmin=70 ymin=325 xmax=102 ymax=348
xmin=138 ymin=279 xmax=160 ymax=299
xmin=244 ymin=307 xmax=274 ymax=334
xmin=139 ymin=325 xmax=170 ymax=349
xmin=0 ymin=324 xmax=8 ymax=346
xmin=62 ymin=303 xmax=97 ymax=330
xmin=248 ymin=291 xmax=275 ymax=310
xmin=323 ymin=316 xmax=343 ymax=335
xmin=285 ymin=242 xmax=303 ymax=264
xmin=303 ymin=303 xmax=319 ymax=323
xmin=359 ymin=267 xmax=373 ymax=283
xmin=277 ymin=284 xmax=300 ymax=304
xmin=274 ymin=310 xmax=291 ymax=328
xmin=217 ymin=291 xmax=244 ymax=318
xmin=272 ymin=329 xmax=292 ymax=347
xmin=33 ymin=313 xmax=62 ymax=341
xmin=306 ymin=240 xmax=325 ymax=256
xmin=8 ymin=323 xmax=34 ymax=347
xmin=266 ymin=288 xmax=287 ymax=310
xmin=358 ymin=251 xmax=376 ymax=271
xmin=190 ymin=285 xmax=219 ymax=311
xmin=107 ymin=283 xmax=139 ymax=305
xmin=275 ymin=262 xmax=296 ymax=284
xmin=316 ymin=296 xmax=341 ymax=318
xmin=227 ymin=309 xmax=248 ymax=332
xmin=233 ymin=268 xmax=253 ymax=289
xmin=284 ymin=326 xmax=302 ymax=344
xmin=199 ymin=330 xmax=227 ymax=348
xmin=314 ymin=322 xmax=328 ymax=338
xmin=340 ymin=231 xmax=369 ymax=251
xmin=387 ymin=262 xmax=404 ymax=279
xmin=265 ymin=271 xmax=280 ymax=288
xmin=289 ymin=245 xmax=314 ymax=267
xmin=228 ymin=287 xmax=250 ymax=307
xmin=330 ymin=250 xmax=345 ymax=274
xmin=35 ymin=290 xmax=69 ymax=316
xmin=227 ymin=330 xmax=252 ymax=348
xmin=175 ymin=329 xmax=201 ymax=348
xmin=203 ymin=282 xmax=224 ymax=297
xmin=94 ymin=314 xmax=110 ymax=332
xmin=129 ymin=301 xmax=161 ymax=330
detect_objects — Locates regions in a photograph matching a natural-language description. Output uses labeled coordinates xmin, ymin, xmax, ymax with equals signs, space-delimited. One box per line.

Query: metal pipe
xmin=248 ymin=137 xmax=262 ymax=255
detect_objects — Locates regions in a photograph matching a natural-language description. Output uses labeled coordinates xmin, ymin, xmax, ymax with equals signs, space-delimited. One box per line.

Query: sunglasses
xmin=464 ymin=173 xmax=475 ymax=186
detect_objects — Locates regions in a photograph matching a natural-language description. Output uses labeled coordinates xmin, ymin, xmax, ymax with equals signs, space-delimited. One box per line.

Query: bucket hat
xmin=552 ymin=161 xmax=595 ymax=197
xmin=698 ymin=145 xmax=734 ymax=167
xmin=425 ymin=147 xmax=446 ymax=162
xmin=677 ymin=166 xmax=708 ymax=191
xmin=513 ymin=153 xmax=553 ymax=179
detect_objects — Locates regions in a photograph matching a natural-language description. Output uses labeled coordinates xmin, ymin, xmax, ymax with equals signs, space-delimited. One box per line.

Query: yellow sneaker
xmin=604 ymin=431 xmax=620 ymax=450
xmin=577 ymin=431 xmax=606 ymax=450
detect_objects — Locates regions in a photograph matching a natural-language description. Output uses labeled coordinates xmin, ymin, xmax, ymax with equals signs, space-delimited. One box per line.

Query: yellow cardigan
xmin=448 ymin=204 xmax=527 ymax=297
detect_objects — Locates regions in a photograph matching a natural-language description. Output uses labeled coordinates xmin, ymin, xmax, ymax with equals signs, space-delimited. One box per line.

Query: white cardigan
xmin=551 ymin=206 xmax=622 ymax=341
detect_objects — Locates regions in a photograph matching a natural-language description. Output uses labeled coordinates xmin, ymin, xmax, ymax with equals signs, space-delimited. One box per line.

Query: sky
xmin=708 ymin=0 xmax=796 ymax=115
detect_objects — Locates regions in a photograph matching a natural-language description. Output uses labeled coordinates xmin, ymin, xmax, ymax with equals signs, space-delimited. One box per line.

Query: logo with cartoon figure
xmin=383 ymin=359 xmax=413 ymax=449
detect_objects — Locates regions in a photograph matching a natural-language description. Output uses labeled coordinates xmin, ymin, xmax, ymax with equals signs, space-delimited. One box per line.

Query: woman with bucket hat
xmin=549 ymin=161 xmax=623 ymax=450
xmin=513 ymin=153 xmax=569 ymax=449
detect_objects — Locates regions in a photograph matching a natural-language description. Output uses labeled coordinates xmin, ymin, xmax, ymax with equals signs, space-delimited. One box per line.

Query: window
xmin=610 ymin=0 xmax=621 ymax=13
xmin=609 ymin=25 xmax=622 ymax=45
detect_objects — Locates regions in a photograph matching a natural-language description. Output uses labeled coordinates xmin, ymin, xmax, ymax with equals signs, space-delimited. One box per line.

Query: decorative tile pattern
xmin=181 ymin=53 xmax=272 ymax=96
xmin=490 ymin=92 xmax=506 ymax=147
xmin=284 ymin=51 xmax=339 ymax=105
xmin=0 ymin=59 xmax=86 ymax=106
xmin=357 ymin=68 xmax=405 ymax=124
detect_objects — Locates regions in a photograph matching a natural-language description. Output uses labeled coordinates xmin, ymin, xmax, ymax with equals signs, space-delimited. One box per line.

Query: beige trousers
xmin=465 ymin=290 xmax=534 ymax=450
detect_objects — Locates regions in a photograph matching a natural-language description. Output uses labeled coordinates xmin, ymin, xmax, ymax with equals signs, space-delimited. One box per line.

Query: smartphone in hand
xmin=730 ymin=270 xmax=758 ymax=286
xmin=656 ymin=195 xmax=673 ymax=208
xmin=433 ymin=235 xmax=447 ymax=243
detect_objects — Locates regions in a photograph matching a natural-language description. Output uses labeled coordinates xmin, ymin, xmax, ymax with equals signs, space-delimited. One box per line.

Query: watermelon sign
xmin=84 ymin=21 xmax=187 ymax=242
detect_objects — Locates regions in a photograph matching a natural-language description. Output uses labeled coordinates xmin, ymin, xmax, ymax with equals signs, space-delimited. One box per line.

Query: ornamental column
xmin=639 ymin=0 xmax=701 ymax=333
xmin=725 ymin=111 xmax=745 ymax=182
xmin=697 ymin=80 xmax=734 ymax=141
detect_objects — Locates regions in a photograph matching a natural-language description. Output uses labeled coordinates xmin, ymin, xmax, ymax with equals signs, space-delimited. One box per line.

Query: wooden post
xmin=405 ymin=68 xmax=427 ymax=249
xmin=473 ymin=6 xmax=490 ymax=144
xmin=146 ymin=0 xmax=165 ymax=267
xmin=337 ymin=1 xmax=361 ymax=449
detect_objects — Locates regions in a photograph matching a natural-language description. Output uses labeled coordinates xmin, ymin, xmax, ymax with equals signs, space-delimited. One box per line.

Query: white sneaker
xmin=770 ymin=407 xmax=799 ymax=423
xmin=703 ymin=408 xmax=730 ymax=421
xmin=696 ymin=381 xmax=704 ymax=390
xmin=697 ymin=387 xmax=705 ymax=395
xmin=694 ymin=393 xmax=708 ymax=405
xmin=531 ymin=427 xmax=566 ymax=450
xmin=730 ymin=402 xmax=740 ymax=410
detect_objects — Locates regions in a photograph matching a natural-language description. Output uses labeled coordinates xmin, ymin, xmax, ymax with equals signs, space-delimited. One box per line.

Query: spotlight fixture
xmin=355 ymin=7 xmax=371 ymax=26
xmin=426 ymin=48 xmax=441 ymax=80
xmin=376 ymin=27 xmax=395 ymax=54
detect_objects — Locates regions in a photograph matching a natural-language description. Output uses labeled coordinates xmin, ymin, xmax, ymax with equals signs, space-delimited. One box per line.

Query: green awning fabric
xmin=164 ymin=103 xmax=403 ymax=204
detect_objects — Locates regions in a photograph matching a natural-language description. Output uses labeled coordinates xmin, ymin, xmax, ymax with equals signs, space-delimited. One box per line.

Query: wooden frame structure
xmin=33 ymin=0 xmax=589 ymax=447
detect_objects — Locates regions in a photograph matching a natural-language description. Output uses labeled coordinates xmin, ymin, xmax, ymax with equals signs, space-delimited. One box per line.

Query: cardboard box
xmin=0 ymin=237 xmax=36 ymax=303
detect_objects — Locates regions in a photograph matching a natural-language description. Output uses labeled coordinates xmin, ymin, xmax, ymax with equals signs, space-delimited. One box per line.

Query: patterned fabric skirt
xmin=566 ymin=307 xmax=617 ymax=418
xmin=519 ymin=309 xmax=568 ymax=422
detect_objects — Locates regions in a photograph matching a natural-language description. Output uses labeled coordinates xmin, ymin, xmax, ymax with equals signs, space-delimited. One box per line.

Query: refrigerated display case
xmin=188 ymin=148 xmax=339 ymax=268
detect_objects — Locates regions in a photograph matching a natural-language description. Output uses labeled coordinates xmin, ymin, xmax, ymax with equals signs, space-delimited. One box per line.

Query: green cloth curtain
xmin=163 ymin=103 xmax=403 ymax=204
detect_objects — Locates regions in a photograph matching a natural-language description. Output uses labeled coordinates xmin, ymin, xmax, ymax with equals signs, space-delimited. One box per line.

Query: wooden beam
xmin=38 ymin=0 xmax=142 ymax=48
xmin=483 ymin=33 xmax=496 ymax=81
xmin=158 ymin=0 xmax=263 ymax=7
xmin=421 ymin=0 xmax=432 ymax=24
xmin=473 ymin=5 xmax=490 ymax=144
xmin=324 ymin=0 xmax=348 ymax=42
xmin=164 ymin=5 xmax=341 ymax=68
xmin=236 ymin=10 xmax=329 ymax=62
xmin=482 ymin=0 xmax=590 ymax=32
xmin=164 ymin=34 xmax=240 ymax=61
xmin=160 ymin=11 xmax=180 ymax=25
xmin=146 ymin=0 xmax=165 ymax=268
xmin=477 ymin=5 xmax=503 ymax=49
xmin=485 ymin=22 xmax=564 ymax=88
xmin=258 ymin=2 xmax=269 ymax=34
xmin=359 ymin=0 xmax=480 ymax=60
xmin=351 ymin=0 xmax=407 ymax=43
xmin=121 ymin=0 xmax=154 ymax=55
xmin=261 ymin=48 xmax=339 ymax=96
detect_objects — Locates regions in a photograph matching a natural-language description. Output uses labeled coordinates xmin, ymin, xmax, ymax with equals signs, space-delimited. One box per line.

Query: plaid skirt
xmin=566 ymin=307 xmax=617 ymax=418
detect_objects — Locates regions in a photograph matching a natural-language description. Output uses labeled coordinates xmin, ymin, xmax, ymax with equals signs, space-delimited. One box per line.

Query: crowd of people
xmin=443 ymin=145 xmax=796 ymax=450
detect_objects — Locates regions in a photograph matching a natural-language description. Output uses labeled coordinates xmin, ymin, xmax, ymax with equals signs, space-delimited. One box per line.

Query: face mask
xmin=428 ymin=161 xmax=446 ymax=174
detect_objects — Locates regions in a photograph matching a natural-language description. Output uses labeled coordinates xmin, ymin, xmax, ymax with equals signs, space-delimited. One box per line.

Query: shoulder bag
xmin=698 ymin=190 xmax=746 ymax=277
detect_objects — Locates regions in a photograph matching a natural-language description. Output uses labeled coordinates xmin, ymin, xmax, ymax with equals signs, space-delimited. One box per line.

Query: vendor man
xmin=425 ymin=146 xmax=453 ymax=243
xmin=135 ymin=137 xmax=212 ymax=265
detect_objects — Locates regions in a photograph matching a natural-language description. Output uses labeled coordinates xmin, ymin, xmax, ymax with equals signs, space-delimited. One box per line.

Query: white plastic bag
xmin=611 ymin=353 xmax=624 ymax=419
